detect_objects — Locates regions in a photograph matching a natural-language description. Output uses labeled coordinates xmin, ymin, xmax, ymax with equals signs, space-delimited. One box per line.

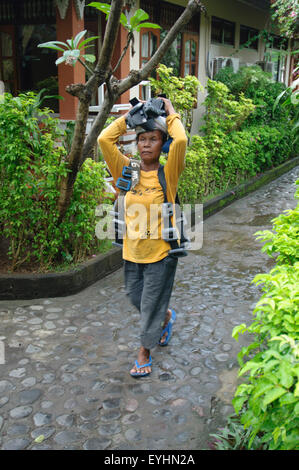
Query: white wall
xmin=129 ymin=0 xmax=141 ymax=101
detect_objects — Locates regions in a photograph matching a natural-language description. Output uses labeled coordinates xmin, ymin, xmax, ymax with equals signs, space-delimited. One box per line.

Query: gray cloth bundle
xmin=135 ymin=116 xmax=168 ymax=137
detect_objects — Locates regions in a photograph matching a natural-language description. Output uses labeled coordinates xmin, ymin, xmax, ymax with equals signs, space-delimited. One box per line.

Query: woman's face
xmin=137 ymin=130 xmax=163 ymax=167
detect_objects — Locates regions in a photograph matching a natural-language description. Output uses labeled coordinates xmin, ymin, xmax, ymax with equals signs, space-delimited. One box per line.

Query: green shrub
xmin=180 ymin=77 xmax=296 ymax=202
xmin=202 ymin=79 xmax=255 ymax=135
xmin=232 ymin=180 xmax=299 ymax=450
xmin=178 ymin=135 xmax=209 ymax=203
xmin=214 ymin=65 xmax=290 ymax=126
xmin=203 ymin=128 xmax=257 ymax=192
xmin=60 ymin=157 xmax=112 ymax=264
xmin=195 ymin=124 xmax=294 ymax=196
xmin=255 ymin=194 xmax=299 ymax=266
xmin=241 ymin=124 xmax=295 ymax=172
xmin=149 ymin=64 xmax=202 ymax=135
xmin=0 ymin=92 xmax=111 ymax=271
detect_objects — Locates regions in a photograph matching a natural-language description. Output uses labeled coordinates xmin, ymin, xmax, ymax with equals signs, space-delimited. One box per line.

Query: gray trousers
xmin=124 ymin=255 xmax=178 ymax=349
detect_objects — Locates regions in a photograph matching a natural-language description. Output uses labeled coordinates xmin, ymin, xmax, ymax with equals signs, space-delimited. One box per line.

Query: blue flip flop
xmin=159 ymin=309 xmax=176 ymax=346
xmin=130 ymin=356 xmax=152 ymax=378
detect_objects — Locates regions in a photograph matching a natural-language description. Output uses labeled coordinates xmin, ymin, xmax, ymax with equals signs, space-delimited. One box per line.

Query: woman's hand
xmin=159 ymin=97 xmax=175 ymax=116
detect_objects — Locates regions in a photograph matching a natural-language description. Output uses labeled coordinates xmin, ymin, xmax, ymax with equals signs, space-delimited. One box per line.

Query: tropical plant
xmin=231 ymin=180 xmax=299 ymax=450
xmin=38 ymin=29 xmax=98 ymax=72
xmin=273 ymin=75 xmax=299 ymax=143
xmin=38 ymin=6 xmax=161 ymax=72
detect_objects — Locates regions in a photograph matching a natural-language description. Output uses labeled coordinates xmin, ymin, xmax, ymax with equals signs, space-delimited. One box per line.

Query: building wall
xmin=200 ymin=0 xmax=270 ymax=81
xmin=129 ymin=0 xmax=141 ymax=102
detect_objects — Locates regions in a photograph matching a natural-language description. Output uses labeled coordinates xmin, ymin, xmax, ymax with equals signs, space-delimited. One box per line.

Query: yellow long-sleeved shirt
xmin=98 ymin=114 xmax=187 ymax=263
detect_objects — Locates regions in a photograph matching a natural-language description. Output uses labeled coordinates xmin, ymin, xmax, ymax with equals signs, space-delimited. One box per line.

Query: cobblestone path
xmin=0 ymin=167 xmax=298 ymax=450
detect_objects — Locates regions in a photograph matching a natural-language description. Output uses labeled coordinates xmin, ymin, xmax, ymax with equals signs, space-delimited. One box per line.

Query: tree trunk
xmin=57 ymin=86 xmax=91 ymax=222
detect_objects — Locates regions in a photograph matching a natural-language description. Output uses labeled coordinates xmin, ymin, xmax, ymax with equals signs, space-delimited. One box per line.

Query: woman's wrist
xmin=166 ymin=104 xmax=176 ymax=115
xmin=160 ymin=98 xmax=175 ymax=116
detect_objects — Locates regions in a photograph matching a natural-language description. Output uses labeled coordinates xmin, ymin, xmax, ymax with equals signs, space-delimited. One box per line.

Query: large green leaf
xmin=77 ymin=36 xmax=100 ymax=49
xmin=38 ymin=41 xmax=69 ymax=51
xmin=88 ymin=2 xmax=111 ymax=18
xmin=278 ymin=362 xmax=294 ymax=388
xmin=133 ymin=9 xmax=149 ymax=24
xmin=55 ymin=56 xmax=66 ymax=65
xmin=83 ymin=54 xmax=96 ymax=63
xmin=263 ymin=386 xmax=287 ymax=406
xmin=120 ymin=12 xmax=129 ymax=29
xmin=252 ymin=379 xmax=274 ymax=400
xmin=73 ymin=30 xmax=87 ymax=48
xmin=136 ymin=22 xmax=161 ymax=32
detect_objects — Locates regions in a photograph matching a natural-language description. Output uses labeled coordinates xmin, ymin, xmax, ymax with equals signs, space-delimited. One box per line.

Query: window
xmin=181 ymin=33 xmax=199 ymax=77
xmin=240 ymin=25 xmax=259 ymax=50
xmin=160 ymin=30 xmax=182 ymax=77
xmin=155 ymin=30 xmax=199 ymax=79
xmin=0 ymin=27 xmax=16 ymax=94
xmin=139 ymin=28 xmax=160 ymax=99
xmin=139 ymin=0 xmax=200 ymax=82
xmin=211 ymin=17 xmax=235 ymax=46
xmin=265 ymin=35 xmax=288 ymax=83
xmin=140 ymin=28 xmax=160 ymax=68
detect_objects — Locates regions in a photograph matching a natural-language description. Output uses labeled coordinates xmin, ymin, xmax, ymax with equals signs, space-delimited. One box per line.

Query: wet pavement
xmin=0 ymin=167 xmax=298 ymax=450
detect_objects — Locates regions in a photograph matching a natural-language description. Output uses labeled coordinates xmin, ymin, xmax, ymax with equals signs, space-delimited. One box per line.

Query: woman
xmin=98 ymin=98 xmax=187 ymax=377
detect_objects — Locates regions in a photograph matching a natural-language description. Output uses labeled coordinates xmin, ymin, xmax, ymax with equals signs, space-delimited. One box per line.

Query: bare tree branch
xmin=83 ymin=0 xmax=124 ymax=95
xmin=78 ymin=57 xmax=94 ymax=76
xmin=95 ymin=0 xmax=124 ymax=73
xmin=112 ymin=30 xmax=134 ymax=74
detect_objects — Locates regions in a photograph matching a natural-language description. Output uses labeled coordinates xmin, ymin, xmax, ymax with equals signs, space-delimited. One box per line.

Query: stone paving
xmin=0 ymin=167 xmax=298 ymax=450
